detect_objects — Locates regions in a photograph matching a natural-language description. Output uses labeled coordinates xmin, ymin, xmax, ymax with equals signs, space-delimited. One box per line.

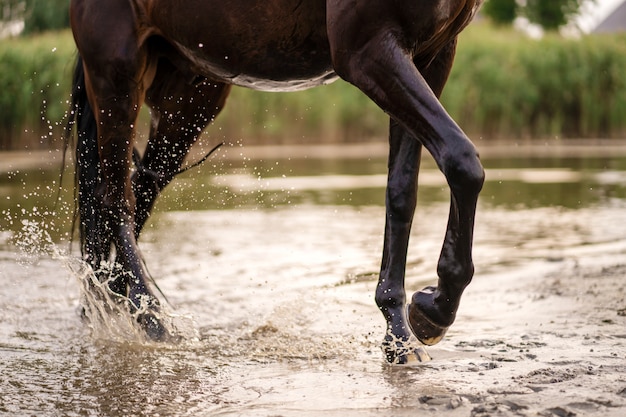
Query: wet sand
xmin=184 ymin=204 xmax=626 ymax=417
xmin=2 ymin=204 xmax=625 ymax=416
xmin=410 ymin=247 xmax=626 ymax=416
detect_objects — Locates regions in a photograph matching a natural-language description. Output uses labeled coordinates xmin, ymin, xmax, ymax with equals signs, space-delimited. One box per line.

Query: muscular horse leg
xmin=377 ymin=121 xmax=422 ymax=363
xmin=407 ymin=154 xmax=481 ymax=345
xmin=73 ymin=10 xmax=167 ymax=337
xmin=132 ymin=59 xmax=231 ymax=238
xmin=376 ymin=41 xmax=459 ymax=363
xmin=405 ymin=40 xmax=483 ymax=345
xmin=328 ymin=9 xmax=484 ymax=357
xmin=87 ymin=68 xmax=165 ymax=336
xmin=106 ymin=60 xmax=230 ymax=308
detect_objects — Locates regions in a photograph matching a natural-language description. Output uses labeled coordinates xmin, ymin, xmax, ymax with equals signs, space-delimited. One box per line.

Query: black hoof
xmin=407 ymin=287 xmax=452 ymax=346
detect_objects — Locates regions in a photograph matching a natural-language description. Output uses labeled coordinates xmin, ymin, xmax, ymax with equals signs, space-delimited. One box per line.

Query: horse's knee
xmin=444 ymin=143 xmax=484 ymax=196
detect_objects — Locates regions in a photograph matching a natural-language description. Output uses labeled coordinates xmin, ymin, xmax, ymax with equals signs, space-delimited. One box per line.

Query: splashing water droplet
xmin=9 ymin=211 xmax=199 ymax=345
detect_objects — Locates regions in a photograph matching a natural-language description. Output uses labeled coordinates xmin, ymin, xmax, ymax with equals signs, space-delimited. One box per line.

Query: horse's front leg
xmin=406 ymin=166 xmax=481 ymax=345
xmin=97 ymin=110 xmax=168 ymax=340
xmin=377 ymin=43 xmax=459 ymax=363
xmin=377 ymin=120 xmax=427 ymax=364
xmin=93 ymin=100 xmax=166 ymax=336
xmin=328 ymin=8 xmax=484 ymax=355
xmin=406 ymin=42 xmax=483 ymax=345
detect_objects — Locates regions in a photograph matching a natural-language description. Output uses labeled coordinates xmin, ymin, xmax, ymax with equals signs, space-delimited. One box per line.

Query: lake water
xmin=1 ymin=142 xmax=626 ymax=416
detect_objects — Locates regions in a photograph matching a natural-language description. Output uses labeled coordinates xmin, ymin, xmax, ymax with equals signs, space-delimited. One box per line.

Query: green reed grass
xmin=0 ymin=25 xmax=625 ymax=150
xmin=444 ymin=24 xmax=626 ymax=140
xmin=0 ymin=31 xmax=75 ymax=149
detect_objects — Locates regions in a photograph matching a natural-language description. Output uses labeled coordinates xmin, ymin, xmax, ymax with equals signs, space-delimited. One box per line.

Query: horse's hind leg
xmin=71 ymin=12 xmax=167 ymax=337
xmin=133 ymin=60 xmax=231 ymax=237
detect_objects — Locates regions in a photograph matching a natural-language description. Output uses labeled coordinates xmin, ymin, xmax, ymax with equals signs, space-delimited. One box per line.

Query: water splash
xmin=9 ymin=212 xmax=199 ymax=345
xmin=67 ymin=259 xmax=199 ymax=344
xmin=6 ymin=207 xmax=59 ymax=265
xmin=382 ymin=330 xmax=432 ymax=365
xmin=198 ymin=299 xmax=384 ymax=364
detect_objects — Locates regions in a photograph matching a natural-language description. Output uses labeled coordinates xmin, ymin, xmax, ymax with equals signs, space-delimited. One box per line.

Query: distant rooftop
xmin=594 ymin=0 xmax=626 ymax=33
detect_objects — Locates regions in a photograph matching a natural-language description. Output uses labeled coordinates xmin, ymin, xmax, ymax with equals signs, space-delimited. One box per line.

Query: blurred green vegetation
xmin=0 ymin=30 xmax=74 ymax=149
xmin=22 ymin=0 xmax=70 ymax=34
xmin=0 ymin=24 xmax=625 ymax=150
xmin=524 ymin=0 xmax=591 ymax=31
xmin=481 ymin=0 xmax=518 ymax=26
xmin=481 ymin=0 xmax=593 ymax=31
xmin=443 ymin=24 xmax=626 ymax=139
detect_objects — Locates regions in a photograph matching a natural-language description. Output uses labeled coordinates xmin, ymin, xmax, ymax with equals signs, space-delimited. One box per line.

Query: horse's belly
xmin=227 ymin=71 xmax=339 ymax=92
xmin=175 ymin=42 xmax=339 ymax=92
xmin=146 ymin=0 xmax=335 ymax=91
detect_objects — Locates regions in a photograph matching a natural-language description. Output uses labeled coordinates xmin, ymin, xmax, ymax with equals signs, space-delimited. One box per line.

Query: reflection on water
xmin=2 ymin=145 xmax=626 ymax=415
xmin=125 ymin=151 xmax=626 ymax=214
xmin=2 ymin=149 xmax=626 ymax=230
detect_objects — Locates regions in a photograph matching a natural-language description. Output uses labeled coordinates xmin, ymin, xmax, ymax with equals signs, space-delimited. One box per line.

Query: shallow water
xmin=2 ymin=145 xmax=626 ymax=416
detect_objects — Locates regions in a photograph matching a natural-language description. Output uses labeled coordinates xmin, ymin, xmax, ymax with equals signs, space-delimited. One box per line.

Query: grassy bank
xmin=1 ymin=25 xmax=625 ymax=150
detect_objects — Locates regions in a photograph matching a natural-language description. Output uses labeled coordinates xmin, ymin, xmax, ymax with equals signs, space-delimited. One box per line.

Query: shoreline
xmin=2 ymin=139 xmax=626 ymax=174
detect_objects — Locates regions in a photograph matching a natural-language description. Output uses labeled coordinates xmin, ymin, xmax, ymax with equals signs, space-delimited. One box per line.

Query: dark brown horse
xmin=66 ymin=0 xmax=485 ymax=364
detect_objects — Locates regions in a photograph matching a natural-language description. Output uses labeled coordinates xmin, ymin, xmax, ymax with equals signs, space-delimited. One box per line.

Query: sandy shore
xmin=407 ymin=241 xmax=626 ymax=416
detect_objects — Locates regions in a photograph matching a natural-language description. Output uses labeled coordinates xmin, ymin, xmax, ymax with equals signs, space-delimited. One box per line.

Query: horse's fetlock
xmin=437 ymin=260 xmax=473 ymax=291
xmin=375 ymin=283 xmax=405 ymax=310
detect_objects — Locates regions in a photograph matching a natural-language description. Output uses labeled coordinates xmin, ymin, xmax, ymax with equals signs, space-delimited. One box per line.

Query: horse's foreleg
xmin=78 ymin=56 xmax=168 ymax=341
xmin=376 ymin=120 xmax=424 ymax=363
xmin=97 ymin=108 xmax=168 ymax=339
xmin=376 ymin=44 xmax=459 ymax=362
xmin=406 ymin=191 xmax=479 ymax=345
xmin=404 ymin=44 xmax=484 ymax=346
xmin=329 ymin=19 xmax=484 ymax=350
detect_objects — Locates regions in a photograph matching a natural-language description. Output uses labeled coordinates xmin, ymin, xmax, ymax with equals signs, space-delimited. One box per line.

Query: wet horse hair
xmin=65 ymin=0 xmax=485 ymax=363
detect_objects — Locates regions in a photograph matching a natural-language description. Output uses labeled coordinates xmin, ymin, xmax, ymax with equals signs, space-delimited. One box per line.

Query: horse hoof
xmin=406 ymin=288 xmax=450 ymax=346
xmin=407 ymin=304 xmax=447 ymax=346
xmin=383 ymin=345 xmax=432 ymax=364
xmin=137 ymin=312 xmax=170 ymax=342
xmin=382 ymin=337 xmax=433 ymax=364
xmin=405 ymin=346 xmax=432 ymax=364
